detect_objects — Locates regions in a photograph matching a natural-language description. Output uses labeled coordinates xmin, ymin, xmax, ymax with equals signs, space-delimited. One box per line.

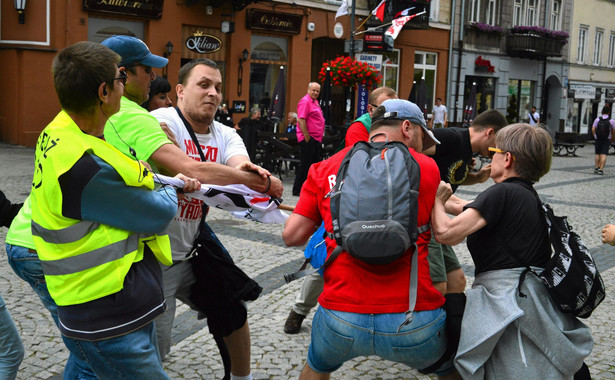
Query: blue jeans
xmin=62 ymin=322 xmax=169 ymax=380
xmin=308 ymin=306 xmax=454 ymax=376
xmin=0 ymin=293 xmax=24 ymax=380
xmin=5 ymin=243 xmax=96 ymax=380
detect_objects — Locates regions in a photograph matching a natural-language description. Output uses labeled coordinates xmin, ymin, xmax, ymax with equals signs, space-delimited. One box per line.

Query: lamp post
xmin=14 ymin=0 xmax=27 ymax=24
xmin=162 ymin=41 xmax=174 ymax=79
xmin=237 ymin=48 xmax=249 ymax=97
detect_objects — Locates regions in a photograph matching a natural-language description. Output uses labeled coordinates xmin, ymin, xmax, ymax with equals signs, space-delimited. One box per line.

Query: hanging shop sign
xmin=569 ymin=84 xmax=595 ymax=99
xmin=606 ymin=89 xmax=615 ymax=99
xmin=185 ymin=32 xmax=222 ymax=54
xmin=474 ymin=56 xmax=495 ymax=73
xmin=83 ymin=0 xmax=164 ymax=19
xmin=246 ymin=9 xmax=302 ymax=34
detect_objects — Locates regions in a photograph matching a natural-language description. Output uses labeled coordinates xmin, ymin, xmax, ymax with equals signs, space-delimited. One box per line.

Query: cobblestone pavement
xmin=1 ymin=143 xmax=615 ymax=379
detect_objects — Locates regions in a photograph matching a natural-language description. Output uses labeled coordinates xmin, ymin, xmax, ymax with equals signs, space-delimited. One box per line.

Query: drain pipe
xmin=541 ymin=0 xmax=549 ymax=123
xmin=453 ymin=0 xmax=465 ymax=125
xmin=446 ymin=0 xmax=456 ymax=121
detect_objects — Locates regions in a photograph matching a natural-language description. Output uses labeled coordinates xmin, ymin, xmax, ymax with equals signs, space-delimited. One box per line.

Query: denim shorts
xmin=307 ymin=306 xmax=454 ymax=376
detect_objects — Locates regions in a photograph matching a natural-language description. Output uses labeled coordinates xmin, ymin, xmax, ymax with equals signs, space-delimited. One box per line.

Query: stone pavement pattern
xmin=1 ymin=143 xmax=615 ymax=379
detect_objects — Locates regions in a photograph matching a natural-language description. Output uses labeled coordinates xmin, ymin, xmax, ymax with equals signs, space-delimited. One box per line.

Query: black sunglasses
xmin=114 ymin=71 xmax=127 ymax=86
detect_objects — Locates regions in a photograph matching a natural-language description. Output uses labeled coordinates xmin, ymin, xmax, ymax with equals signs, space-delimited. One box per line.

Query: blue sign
xmin=357 ymin=85 xmax=369 ymax=117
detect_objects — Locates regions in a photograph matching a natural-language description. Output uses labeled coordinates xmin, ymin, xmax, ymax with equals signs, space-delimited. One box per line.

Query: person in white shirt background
xmin=431 ymin=97 xmax=448 ymax=128
xmin=528 ymin=105 xmax=540 ymax=126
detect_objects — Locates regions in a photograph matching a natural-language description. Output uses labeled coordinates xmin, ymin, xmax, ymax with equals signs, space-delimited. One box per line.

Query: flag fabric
xmin=384 ymin=14 xmax=419 ymax=40
xmin=268 ymin=66 xmax=285 ymax=122
xmin=371 ymin=0 xmax=387 ymax=21
xmin=394 ymin=7 xmax=415 ymax=18
xmin=335 ymin=0 xmax=349 ymax=19
xmin=154 ymin=175 xmax=289 ymax=223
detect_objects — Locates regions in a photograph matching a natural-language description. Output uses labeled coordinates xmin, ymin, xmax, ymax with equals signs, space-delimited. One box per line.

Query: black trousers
xmin=293 ymin=138 xmax=321 ymax=195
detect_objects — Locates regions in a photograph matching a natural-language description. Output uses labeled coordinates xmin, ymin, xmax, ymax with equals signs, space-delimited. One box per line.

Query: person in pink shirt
xmin=293 ymin=82 xmax=325 ymax=196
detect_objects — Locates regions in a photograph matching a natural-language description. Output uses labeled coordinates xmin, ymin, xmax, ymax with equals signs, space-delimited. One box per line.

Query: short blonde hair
xmin=496 ymin=123 xmax=553 ymax=182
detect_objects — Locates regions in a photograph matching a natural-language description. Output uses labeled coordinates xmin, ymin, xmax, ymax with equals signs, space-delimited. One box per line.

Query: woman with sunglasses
xmin=431 ymin=123 xmax=593 ymax=379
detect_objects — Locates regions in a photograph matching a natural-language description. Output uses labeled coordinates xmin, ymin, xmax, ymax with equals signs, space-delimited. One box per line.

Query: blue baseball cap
xmin=101 ymin=35 xmax=168 ymax=68
xmin=374 ymin=99 xmax=440 ymax=147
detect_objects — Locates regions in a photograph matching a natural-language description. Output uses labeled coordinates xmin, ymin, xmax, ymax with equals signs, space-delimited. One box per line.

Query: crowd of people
xmin=0 ymin=36 xmax=612 ymax=380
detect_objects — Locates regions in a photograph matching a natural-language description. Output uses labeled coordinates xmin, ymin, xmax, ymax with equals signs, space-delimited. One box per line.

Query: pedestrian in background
xmin=344 ymin=86 xmax=398 ymax=147
xmin=591 ymin=105 xmax=615 ymax=175
xmin=430 ymin=97 xmax=448 ymax=128
xmin=293 ymin=82 xmax=325 ymax=196
xmin=528 ymin=105 xmax=540 ymax=126
xmin=142 ymin=76 xmax=173 ymax=111
xmin=286 ymin=112 xmax=298 ymax=134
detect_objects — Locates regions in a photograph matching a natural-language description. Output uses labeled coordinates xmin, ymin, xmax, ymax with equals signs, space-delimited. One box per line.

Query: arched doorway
xmin=544 ymin=75 xmax=562 ymax=131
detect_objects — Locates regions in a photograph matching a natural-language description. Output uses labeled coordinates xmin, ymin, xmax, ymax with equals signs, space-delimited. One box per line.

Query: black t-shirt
xmin=465 ymin=177 xmax=551 ymax=276
xmin=430 ymin=128 xmax=473 ymax=192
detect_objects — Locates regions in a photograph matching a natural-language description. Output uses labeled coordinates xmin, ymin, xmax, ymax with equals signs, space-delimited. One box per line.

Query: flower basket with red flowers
xmin=318 ymin=56 xmax=382 ymax=89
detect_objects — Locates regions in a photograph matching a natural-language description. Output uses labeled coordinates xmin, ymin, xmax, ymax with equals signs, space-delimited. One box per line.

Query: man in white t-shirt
xmin=528 ymin=105 xmax=540 ymax=126
xmin=151 ymin=58 xmax=266 ymax=380
xmin=430 ymin=97 xmax=448 ymax=128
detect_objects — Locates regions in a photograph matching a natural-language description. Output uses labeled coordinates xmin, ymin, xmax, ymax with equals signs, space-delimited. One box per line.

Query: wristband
xmin=264 ymin=176 xmax=271 ymax=193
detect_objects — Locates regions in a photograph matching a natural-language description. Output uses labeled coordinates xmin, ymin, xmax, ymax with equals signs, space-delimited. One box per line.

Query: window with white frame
xmin=513 ymin=0 xmax=523 ymax=26
xmin=413 ymin=51 xmax=438 ymax=112
xmin=608 ymin=32 xmax=615 ymax=67
xmin=486 ymin=0 xmax=497 ymax=25
xmin=470 ymin=0 xmax=480 ymax=23
xmin=526 ymin=0 xmax=537 ymax=25
xmin=593 ymin=29 xmax=604 ymax=65
xmin=578 ymin=26 xmax=588 ymax=63
xmin=429 ymin=0 xmax=440 ymax=22
xmin=551 ymin=0 xmax=561 ymax=30
xmin=381 ymin=50 xmax=400 ymax=93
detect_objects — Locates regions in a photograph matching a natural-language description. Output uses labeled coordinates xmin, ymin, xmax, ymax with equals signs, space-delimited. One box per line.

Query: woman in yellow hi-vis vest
xmin=30 ymin=41 xmax=199 ymax=379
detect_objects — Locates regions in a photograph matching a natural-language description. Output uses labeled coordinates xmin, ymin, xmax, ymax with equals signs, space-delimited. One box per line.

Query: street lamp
xmin=237 ymin=48 xmax=249 ymax=96
xmin=162 ymin=41 xmax=174 ymax=79
xmin=15 ymin=0 xmax=27 ymax=24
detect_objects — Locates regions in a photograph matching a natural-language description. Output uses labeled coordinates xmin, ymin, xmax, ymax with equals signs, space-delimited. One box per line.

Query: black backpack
xmin=507 ymin=201 xmax=606 ymax=319
xmin=596 ymin=116 xmax=611 ymax=140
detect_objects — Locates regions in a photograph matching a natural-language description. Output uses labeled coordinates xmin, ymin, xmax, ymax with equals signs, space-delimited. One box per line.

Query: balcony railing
xmin=506 ymin=32 xmax=566 ymax=59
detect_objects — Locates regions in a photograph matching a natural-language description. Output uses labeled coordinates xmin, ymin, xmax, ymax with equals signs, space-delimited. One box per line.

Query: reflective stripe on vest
xmin=39 ymin=233 xmax=139 ymax=276
xmin=32 ymin=220 xmax=99 ymax=244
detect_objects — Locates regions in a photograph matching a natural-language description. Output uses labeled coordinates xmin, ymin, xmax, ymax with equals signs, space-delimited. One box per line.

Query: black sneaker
xmin=594 ymin=168 xmax=600 ymax=174
xmin=598 ymin=169 xmax=604 ymax=175
xmin=284 ymin=310 xmax=306 ymax=334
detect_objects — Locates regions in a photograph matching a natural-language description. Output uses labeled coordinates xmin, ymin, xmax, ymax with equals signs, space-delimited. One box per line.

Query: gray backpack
xmin=328 ymin=140 xmax=426 ymax=264
xmin=284 ymin=141 xmax=428 ymax=332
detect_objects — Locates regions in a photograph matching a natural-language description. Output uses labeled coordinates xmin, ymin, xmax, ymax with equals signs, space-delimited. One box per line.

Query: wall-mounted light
xmin=15 ymin=0 xmax=27 ymax=24
xmin=237 ymin=48 xmax=250 ymax=97
xmin=162 ymin=41 xmax=174 ymax=79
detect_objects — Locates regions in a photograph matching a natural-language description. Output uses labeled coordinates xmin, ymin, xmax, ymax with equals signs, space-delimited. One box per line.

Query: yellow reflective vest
xmin=31 ymin=111 xmax=173 ymax=306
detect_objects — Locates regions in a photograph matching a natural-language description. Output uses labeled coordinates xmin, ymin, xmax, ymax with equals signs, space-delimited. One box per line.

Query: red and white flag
xmin=385 ymin=13 xmax=420 ymax=40
xmin=394 ymin=7 xmax=415 ymax=18
xmin=371 ymin=0 xmax=387 ymax=21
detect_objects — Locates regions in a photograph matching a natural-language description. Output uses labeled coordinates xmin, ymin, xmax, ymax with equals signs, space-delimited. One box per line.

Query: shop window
xmin=249 ymin=36 xmax=288 ymax=115
xmin=413 ymin=51 xmax=438 ymax=111
xmin=465 ymin=76 xmax=496 ymax=117
xmin=381 ymin=50 xmax=400 ymax=93
xmin=506 ymin=79 xmax=535 ymax=123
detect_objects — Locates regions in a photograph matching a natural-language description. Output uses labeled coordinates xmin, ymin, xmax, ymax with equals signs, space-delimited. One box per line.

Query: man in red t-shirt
xmin=344 ymin=86 xmax=398 ymax=147
xmin=282 ymin=99 xmax=458 ymax=379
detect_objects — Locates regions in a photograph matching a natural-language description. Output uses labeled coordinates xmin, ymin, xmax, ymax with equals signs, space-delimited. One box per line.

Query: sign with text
xmin=570 ymin=85 xmax=595 ymax=99
xmin=83 ymin=0 xmax=164 ymax=19
xmin=185 ymin=33 xmax=221 ymax=54
xmin=363 ymin=31 xmax=391 ymax=52
xmin=246 ymin=9 xmax=302 ymax=34
xmin=232 ymin=101 xmax=246 ymax=113
xmin=357 ymin=53 xmax=383 ymax=71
